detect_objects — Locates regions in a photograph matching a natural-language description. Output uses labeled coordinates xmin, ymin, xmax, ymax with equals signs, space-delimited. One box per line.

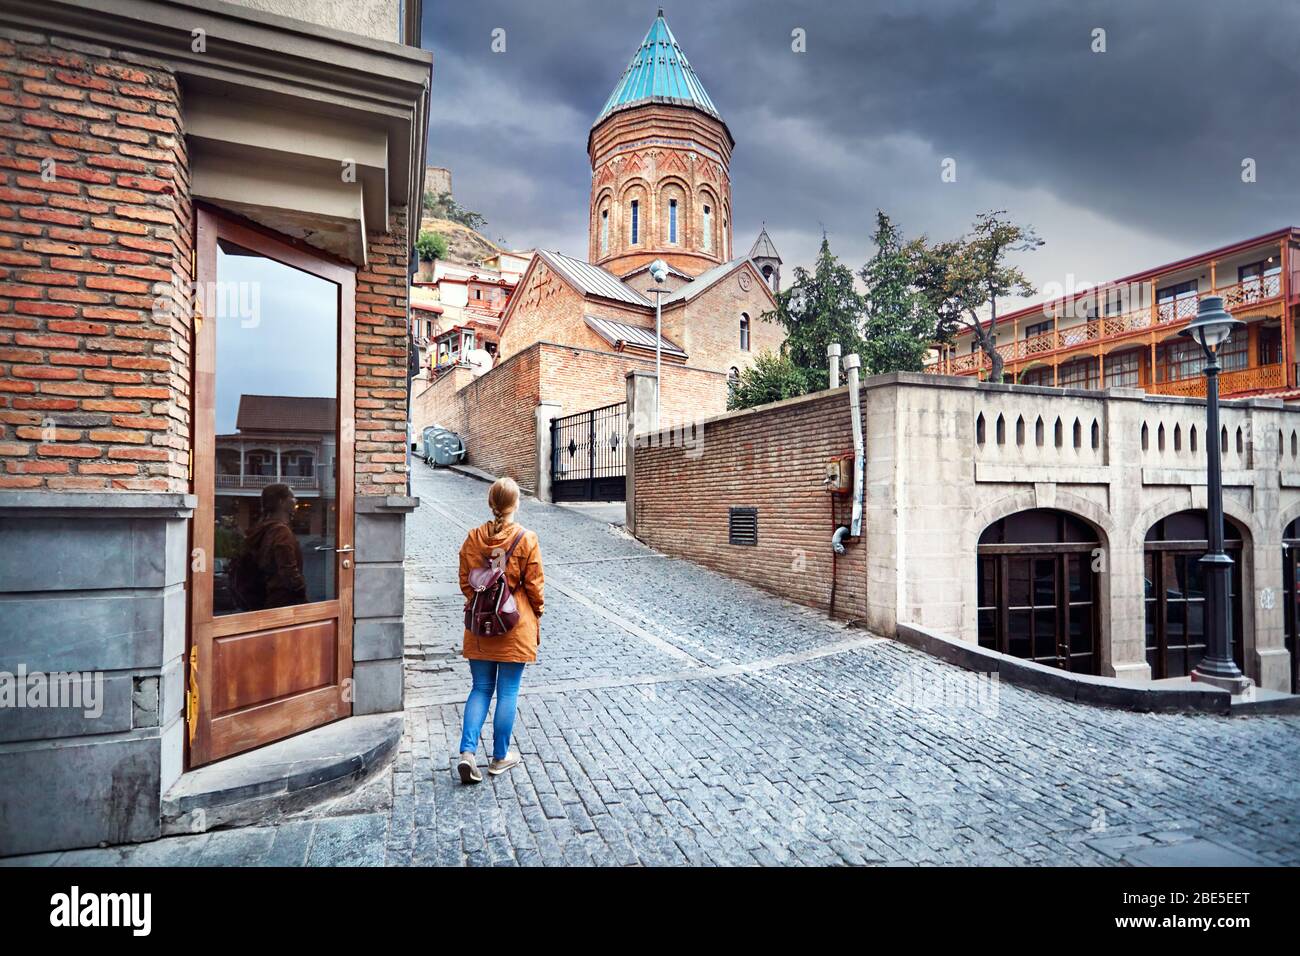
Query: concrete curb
xmin=160 ymin=713 xmax=403 ymax=835
xmin=894 ymin=622 xmax=1232 ymax=715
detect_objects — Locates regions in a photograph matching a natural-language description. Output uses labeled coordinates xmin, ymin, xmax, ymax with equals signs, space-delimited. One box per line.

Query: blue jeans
xmin=459 ymin=660 xmax=526 ymax=760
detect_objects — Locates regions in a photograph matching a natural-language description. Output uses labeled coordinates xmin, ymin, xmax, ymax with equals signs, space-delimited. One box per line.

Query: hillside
xmin=419 ymin=215 xmax=501 ymax=266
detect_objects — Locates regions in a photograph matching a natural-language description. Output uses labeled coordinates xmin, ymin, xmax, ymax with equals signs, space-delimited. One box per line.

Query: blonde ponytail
xmin=488 ymin=476 xmax=520 ymax=535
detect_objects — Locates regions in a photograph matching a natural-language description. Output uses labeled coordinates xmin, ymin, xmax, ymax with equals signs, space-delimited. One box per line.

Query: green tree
xmin=912 ymin=210 xmax=1042 ymax=383
xmin=726 ymin=350 xmax=810 ymax=411
xmin=415 ymin=229 xmax=448 ymax=262
xmin=761 ymin=233 xmax=866 ymax=390
xmin=422 ymin=189 xmax=487 ymax=232
xmin=859 ymin=211 xmax=931 ymax=374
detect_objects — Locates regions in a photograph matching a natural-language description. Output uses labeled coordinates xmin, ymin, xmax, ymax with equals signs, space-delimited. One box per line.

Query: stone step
xmin=160 ymin=713 xmax=402 ymax=836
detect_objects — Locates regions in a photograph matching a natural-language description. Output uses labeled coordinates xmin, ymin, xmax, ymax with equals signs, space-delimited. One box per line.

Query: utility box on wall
xmin=825 ymin=454 xmax=853 ymax=494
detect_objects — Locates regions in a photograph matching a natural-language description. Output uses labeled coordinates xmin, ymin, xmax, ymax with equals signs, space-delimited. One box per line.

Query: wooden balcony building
xmin=928 ymin=227 xmax=1300 ymax=400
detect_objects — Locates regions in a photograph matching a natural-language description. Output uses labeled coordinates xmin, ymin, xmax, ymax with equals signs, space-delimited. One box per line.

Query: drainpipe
xmin=827 ymin=343 xmax=841 ymax=389
xmin=844 ymin=353 xmax=864 ymax=538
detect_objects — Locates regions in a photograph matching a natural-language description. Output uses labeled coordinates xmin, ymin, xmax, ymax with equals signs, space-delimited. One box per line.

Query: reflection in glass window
xmin=212 ymin=240 xmax=340 ymax=615
xmin=1105 ymin=349 xmax=1140 ymax=388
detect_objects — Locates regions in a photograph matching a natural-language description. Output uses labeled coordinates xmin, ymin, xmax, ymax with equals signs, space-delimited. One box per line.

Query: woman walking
xmin=456 ymin=477 xmax=544 ymax=784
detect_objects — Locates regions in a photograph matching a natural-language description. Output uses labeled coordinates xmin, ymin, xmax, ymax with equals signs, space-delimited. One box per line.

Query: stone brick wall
xmin=410 ymin=363 xmax=473 ymax=434
xmin=0 ymin=31 xmax=192 ymax=492
xmin=354 ymin=205 xmax=410 ymax=496
xmin=539 ymin=342 xmax=725 ymax=427
xmin=431 ymin=344 xmax=542 ymax=490
xmin=498 ymin=264 xmax=623 ymax=361
xmin=667 ymin=261 xmax=783 ymax=375
xmin=412 ymin=340 xmax=727 ymax=493
xmin=633 ymin=386 xmax=868 ymax=619
xmin=588 ymin=103 xmax=734 ymax=278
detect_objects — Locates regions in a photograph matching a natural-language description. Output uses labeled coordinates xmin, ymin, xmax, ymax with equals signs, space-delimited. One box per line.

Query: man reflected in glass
xmin=230 ymin=483 xmax=307 ymax=610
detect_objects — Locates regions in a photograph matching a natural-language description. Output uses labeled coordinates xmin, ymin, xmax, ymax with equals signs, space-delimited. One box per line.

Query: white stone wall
xmin=224 ymin=0 xmax=402 ymax=43
xmin=864 ymin=372 xmax=1300 ymax=691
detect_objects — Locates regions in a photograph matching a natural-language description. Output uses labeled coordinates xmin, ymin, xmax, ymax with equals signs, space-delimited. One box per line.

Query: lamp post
xmin=1180 ymin=295 xmax=1252 ymax=694
xmin=645 ymin=259 xmax=669 ymax=421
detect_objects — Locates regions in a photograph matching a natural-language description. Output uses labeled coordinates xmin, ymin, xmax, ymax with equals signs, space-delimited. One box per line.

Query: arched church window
xmin=669 ymin=199 xmax=677 ymax=244
xmin=740 ymin=313 xmax=750 ymax=351
xmin=630 ymin=200 xmax=639 ymax=245
xmin=600 ymin=208 xmax=609 ymax=255
xmin=702 ymin=204 xmax=711 ymax=252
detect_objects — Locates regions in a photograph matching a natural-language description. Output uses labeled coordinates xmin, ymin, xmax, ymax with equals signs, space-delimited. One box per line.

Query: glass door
xmin=189 ymin=207 xmax=356 ymax=767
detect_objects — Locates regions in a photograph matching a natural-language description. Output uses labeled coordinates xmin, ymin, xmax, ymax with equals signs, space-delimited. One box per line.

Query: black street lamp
xmin=1180 ymin=295 xmax=1252 ymax=693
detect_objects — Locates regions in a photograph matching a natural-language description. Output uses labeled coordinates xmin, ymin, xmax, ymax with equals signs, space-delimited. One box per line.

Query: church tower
xmin=749 ymin=226 xmax=782 ymax=293
xmin=588 ymin=10 xmax=734 ymax=278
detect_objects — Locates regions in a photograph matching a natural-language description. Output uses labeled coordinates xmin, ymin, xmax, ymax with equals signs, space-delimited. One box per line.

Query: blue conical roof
xmin=594 ymin=11 xmax=721 ymax=127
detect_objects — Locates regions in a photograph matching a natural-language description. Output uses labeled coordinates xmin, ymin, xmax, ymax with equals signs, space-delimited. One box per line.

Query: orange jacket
xmin=459 ymin=521 xmax=544 ymax=663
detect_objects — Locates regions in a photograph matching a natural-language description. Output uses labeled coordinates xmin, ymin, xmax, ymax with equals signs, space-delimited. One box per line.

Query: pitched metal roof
xmin=619 ymin=260 xmax=692 ymax=282
xmin=749 ymin=227 xmax=781 ymax=262
xmin=594 ymin=11 xmax=720 ymax=127
xmin=661 ymin=256 xmax=751 ymax=304
xmin=585 ymin=315 xmax=686 ymax=358
xmin=535 ymin=248 xmax=650 ymax=307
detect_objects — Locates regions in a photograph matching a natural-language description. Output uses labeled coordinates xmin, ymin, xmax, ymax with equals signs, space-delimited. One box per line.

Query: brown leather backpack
xmin=464 ymin=529 xmax=527 ymax=637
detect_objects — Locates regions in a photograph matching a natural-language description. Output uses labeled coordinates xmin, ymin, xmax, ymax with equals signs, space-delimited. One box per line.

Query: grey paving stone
xmin=10 ymin=467 xmax=1294 ymax=868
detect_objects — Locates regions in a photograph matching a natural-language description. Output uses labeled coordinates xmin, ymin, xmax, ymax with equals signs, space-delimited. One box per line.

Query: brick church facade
xmin=415 ymin=11 xmax=787 ymax=489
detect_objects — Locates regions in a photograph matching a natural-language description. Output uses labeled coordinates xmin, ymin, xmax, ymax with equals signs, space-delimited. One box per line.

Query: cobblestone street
xmin=11 ymin=467 xmax=1300 ymax=867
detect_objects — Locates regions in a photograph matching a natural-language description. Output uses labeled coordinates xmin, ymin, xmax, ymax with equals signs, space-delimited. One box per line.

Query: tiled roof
xmin=536 ymin=248 xmax=650 ymax=307
xmin=594 ymin=11 xmax=720 ymax=126
xmin=662 ymin=256 xmax=751 ymax=304
xmin=585 ymin=315 xmax=686 ymax=359
xmin=235 ymin=394 xmax=337 ymax=433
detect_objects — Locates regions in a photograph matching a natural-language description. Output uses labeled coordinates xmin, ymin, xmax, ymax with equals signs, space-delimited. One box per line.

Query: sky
xmin=214 ymin=245 xmax=338 ymax=434
xmin=421 ymin=0 xmax=1299 ymax=308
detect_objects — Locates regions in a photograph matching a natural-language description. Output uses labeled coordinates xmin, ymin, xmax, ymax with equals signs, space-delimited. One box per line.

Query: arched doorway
xmin=977 ymin=509 xmax=1101 ymax=674
xmin=1143 ymin=511 xmax=1245 ymax=680
xmin=1282 ymin=519 xmax=1300 ymax=693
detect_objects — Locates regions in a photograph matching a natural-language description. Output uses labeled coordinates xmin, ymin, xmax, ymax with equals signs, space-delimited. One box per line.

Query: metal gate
xmin=550 ymin=401 xmax=626 ymax=502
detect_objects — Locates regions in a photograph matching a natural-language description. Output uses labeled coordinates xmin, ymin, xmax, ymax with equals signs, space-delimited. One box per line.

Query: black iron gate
xmin=550 ymin=401 xmax=626 ymax=502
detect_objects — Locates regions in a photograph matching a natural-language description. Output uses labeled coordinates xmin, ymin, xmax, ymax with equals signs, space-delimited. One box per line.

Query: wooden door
xmin=189 ymin=207 xmax=356 ymax=767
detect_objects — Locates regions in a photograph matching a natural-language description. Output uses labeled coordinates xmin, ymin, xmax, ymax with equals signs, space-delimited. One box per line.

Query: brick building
xmin=412 ymin=11 xmax=786 ymax=495
xmin=0 ymin=0 xmax=430 ymax=855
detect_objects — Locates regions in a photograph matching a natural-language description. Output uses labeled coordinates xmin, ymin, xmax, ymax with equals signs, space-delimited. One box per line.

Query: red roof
xmin=961 ymin=226 xmax=1298 ymax=334
xmin=235 ymin=394 xmax=336 ymax=433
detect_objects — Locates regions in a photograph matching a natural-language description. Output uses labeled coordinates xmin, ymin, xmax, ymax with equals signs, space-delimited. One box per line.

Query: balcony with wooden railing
xmin=928 ymin=272 xmax=1286 ymax=382
xmin=1146 ymin=362 xmax=1285 ymax=398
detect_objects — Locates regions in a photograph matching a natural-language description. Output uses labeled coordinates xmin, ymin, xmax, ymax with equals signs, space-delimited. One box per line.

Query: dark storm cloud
xmin=422 ymin=0 xmax=1300 ymax=294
